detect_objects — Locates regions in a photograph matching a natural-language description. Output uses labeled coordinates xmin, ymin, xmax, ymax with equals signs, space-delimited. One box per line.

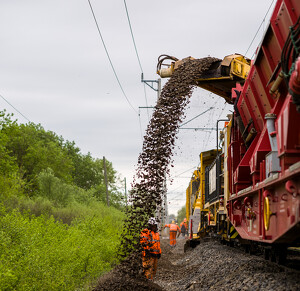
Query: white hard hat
xmin=148 ymin=217 xmax=157 ymax=225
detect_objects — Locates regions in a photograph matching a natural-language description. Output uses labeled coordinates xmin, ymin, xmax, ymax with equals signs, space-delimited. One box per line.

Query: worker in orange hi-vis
xmin=180 ymin=218 xmax=187 ymax=237
xmin=180 ymin=218 xmax=188 ymax=237
xmin=140 ymin=217 xmax=161 ymax=280
xmin=164 ymin=220 xmax=180 ymax=247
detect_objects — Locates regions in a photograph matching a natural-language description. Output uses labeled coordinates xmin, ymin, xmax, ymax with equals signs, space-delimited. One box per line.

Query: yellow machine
xmin=186 ymin=150 xmax=219 ymax=242
xmin=157 ymin=54 xmax=251 ymax=103
xmin=184 ymin=120 xmax=240 ymax=249
xmin=185 ymin=169 xmax=200 ymax=224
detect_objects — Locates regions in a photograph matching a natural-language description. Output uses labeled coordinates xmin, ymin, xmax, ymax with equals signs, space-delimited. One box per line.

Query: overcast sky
xmin=0 ymin=0 xmax=276 ymax=215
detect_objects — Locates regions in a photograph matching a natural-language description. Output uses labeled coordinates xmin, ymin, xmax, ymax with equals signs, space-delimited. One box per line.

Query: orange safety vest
xmin=180 ymin=221 xmax=187 ymax=231
xmin=165 ymin=223 xmax=180 ymax=232
xmin=140 ymin=229 xmax=161 ymax=256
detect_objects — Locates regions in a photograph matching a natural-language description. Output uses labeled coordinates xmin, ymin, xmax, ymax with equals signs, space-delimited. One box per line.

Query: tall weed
xmin=0 ymin=204 xmax=123 ymax=290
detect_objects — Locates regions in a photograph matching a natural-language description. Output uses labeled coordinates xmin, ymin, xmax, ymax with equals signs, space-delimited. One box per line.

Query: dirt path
xmin=154 ymin=237 xmax=189 ymax=288
xmin=155 ymin=238 xmax=300 ymax=291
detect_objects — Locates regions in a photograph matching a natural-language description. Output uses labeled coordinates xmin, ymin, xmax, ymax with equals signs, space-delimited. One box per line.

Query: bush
xmin=0 ymin=204 xmax=124 ymax=290
xmin=0 ymin=174 xmax=25 ymax=200
xmin=0 ymin=110 xmax=127 ymax=290
xmin=37 ymin=168 xmax=75 ymax=207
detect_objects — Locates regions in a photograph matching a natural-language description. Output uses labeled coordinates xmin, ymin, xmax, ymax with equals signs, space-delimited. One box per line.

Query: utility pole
xmin=103 ymin=156 xmax=109 ymax=207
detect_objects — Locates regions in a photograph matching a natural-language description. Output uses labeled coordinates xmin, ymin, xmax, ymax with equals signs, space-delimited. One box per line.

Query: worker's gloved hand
xmin=157 ymin=254 xmax=161 ymax=259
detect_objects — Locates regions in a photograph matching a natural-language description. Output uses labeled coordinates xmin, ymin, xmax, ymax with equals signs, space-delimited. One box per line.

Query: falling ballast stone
xmin=119 ymin=57 xmax=220 ymax=260
xmin=94 ymin=57 xmax=220 ymax=291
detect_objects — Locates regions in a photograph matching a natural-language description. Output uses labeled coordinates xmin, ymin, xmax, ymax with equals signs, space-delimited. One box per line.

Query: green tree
xmin=66 ymin=148 xmax=118 ymax=192
xmin=64 ymin=142 xmax=125 ymax=208
xmin=0 ymin=110 xmax=125 ymax=209
xmin=73 ymin=152 xmax=104 ymax=190
xmin=0 ymin=111 xmax=25 ymax=198
xmin=177 ymin=205 xmax=186 ymax=224
xmin=0 ymin=113 xmax=74 ymax=194
xmin=37 ymin=168 xmax=74 ymax=207
xmin=0 ymin=127 xmax=18 ymax=175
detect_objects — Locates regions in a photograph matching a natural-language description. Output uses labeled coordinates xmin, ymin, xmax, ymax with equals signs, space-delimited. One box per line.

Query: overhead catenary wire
xmin=123 ymin=0 xmax=150 ymax=121
xmin=169 ymin=197 xmax=186 ymax=201
xmin=173 ymin=166 xmax=196 ymax=178
xmin=168 ymin=201 xmax=185 ymax=206
xmin=0 ymin=93 xmax=31 ymax=122
xmin=179 ymin=127 xmax=216 ymax=131
xmin=168 ymin=184 xmax=185 ymax=193
xmin=87 ymin=0 xmax=138 ymax=114
xmin=203 ymin=98 xmax=219 ymax=150
xmin=244 ymin=0 xmax=275 ymax=58
xmin=180 ymin=107 xmax=213 ymax=127
xmin=123 ymin=0 xmax=143 ymax=72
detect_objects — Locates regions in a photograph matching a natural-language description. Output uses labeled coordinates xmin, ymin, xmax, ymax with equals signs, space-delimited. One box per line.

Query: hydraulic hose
xmin=156 ymin=54 xmax=178 ymax=74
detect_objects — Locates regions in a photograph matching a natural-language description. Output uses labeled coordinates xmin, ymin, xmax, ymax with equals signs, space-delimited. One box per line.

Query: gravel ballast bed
xmin=155 ymin=238 xmax=300 ymax=290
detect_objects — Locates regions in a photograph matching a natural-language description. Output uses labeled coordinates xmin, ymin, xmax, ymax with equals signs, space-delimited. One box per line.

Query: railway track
xmin=202 ymin=235 xmax=300 ymax=271
xmin=155 ymin=238 xmax=300 ymax=291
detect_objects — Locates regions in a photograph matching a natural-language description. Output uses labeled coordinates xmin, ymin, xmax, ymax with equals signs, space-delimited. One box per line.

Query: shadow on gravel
xmin=93 ymin=252 xmax=163 ymax=291
xmin=93 ymin=268 xmax=163 ymax=291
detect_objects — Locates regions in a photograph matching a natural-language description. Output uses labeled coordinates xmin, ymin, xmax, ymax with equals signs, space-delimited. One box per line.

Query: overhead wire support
xmin=141 ymin=73 xmax=160 ymax=92
xmin=87 ymin=0 xmax=137 ymax=114
xmin=139 ymin=106 xmax=154 ymax=109
xmin=141 ymin=73 xmax=162 ymax=120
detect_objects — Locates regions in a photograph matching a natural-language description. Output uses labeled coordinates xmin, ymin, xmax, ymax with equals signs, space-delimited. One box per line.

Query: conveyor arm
xmin=157 ymin=54 xmax=251 ymax=104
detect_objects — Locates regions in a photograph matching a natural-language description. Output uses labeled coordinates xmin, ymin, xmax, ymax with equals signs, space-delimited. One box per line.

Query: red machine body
xmin=228 ymin=0 xmax=300 ymax=244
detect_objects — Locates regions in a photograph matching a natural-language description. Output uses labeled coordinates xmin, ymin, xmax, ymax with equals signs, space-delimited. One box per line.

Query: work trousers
xmin=142 ymin=255 xmax=158 ymax=279
xmin=169 ymin=231 xmax=177 ymax=246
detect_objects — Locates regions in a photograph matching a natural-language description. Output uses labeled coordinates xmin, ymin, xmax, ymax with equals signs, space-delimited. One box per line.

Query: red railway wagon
xmin=228 ymin=0 xmax=300 ymax=252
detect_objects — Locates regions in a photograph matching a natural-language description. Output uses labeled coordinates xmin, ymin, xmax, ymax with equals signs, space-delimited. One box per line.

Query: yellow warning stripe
xmin=230 ymin=225 xmax=239 ymax=239
xmin=231 ymin=232 xmax=239 ymax=239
